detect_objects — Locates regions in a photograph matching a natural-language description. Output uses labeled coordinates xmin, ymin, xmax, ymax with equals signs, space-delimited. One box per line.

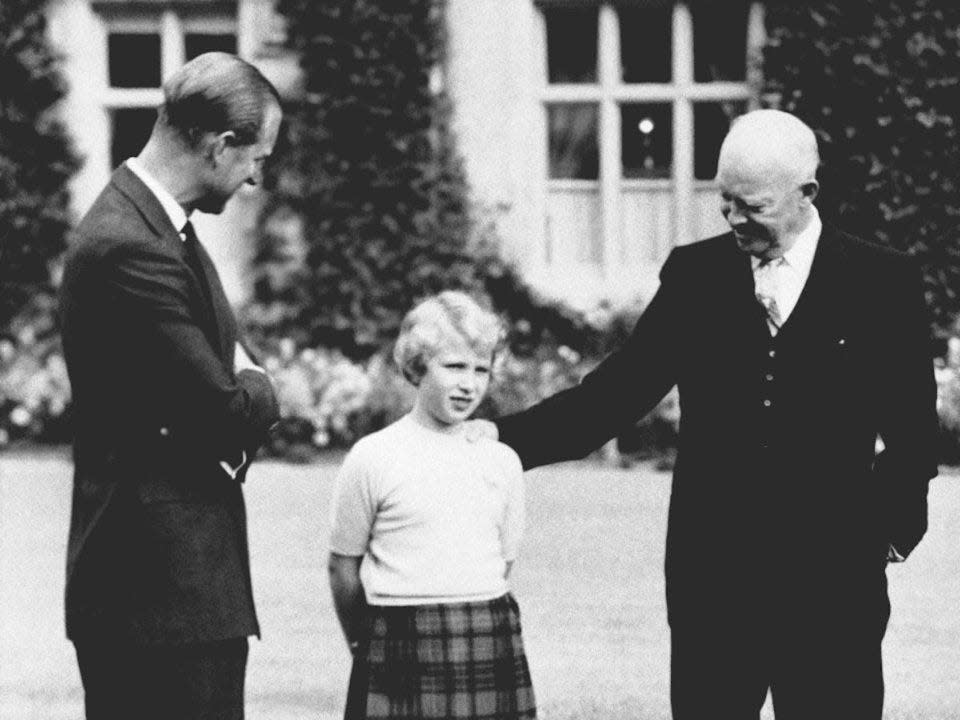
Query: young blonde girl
xmin=328 ymin=291 xmax=536 ymax=720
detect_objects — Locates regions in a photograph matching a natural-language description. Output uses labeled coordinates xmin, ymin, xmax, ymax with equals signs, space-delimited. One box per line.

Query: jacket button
xmin=159 ymin=427 xmax=170 ymax=437
xmin=763 ymin=399 xmax=772 ymax=407
xmin=768 ymin=349 xmax=776 ymax=358
xmin=765 ymin=373 xmax=774 ymax=381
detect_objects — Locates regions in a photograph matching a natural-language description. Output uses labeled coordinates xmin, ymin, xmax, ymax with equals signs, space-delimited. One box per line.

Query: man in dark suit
xmin=492 ymin=110 xmax=939 ymax=718
xmin=59 ymin=53 xmax=282 ymax=719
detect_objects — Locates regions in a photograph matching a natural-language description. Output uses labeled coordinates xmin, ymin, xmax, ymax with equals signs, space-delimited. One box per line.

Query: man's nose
xmin=246 ymin=166 xmax=262 ymax=187
xmin=724 ymin=206 xmax=746 ymax=228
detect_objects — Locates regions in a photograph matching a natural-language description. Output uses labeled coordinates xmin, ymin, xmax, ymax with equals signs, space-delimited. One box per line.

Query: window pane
xmin=692 ymin=2 xmax=750 ymax=82
xmin=548 ymin=104 xmax=599 ymax=180
xmin=545 ymin=8 xmax=598 ymax=84
xmin=694 ymin=101 xmax=747 ymax=180
xmin=622 ymin=104 xmax=672 ymax=180
xmin=108 ymin=33 xmax=161 ymax=88
xmin=185 ymin=33 xmax=238 ymax=60
xmin=619 ymin=7 xmax=672 ymax=83
xmin=111 ymin=108 xmax=157 ymax=169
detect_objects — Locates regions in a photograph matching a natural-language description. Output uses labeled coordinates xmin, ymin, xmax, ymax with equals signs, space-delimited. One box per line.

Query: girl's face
xmin=413 ymin=341 xmax=492 ymax=432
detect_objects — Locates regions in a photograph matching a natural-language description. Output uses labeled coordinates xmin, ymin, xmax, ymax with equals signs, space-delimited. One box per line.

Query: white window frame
xmin=102 ymin=12 xmax=237 ymax=109
xmin=538 ymin=2 xmax=765 ymax=278
xmin=96 ymin=6 xmax=238 ymax=178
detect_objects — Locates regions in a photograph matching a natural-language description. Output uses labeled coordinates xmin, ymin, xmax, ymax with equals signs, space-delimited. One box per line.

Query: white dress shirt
xmin=751 ymin=208 xmax=822 ymax=333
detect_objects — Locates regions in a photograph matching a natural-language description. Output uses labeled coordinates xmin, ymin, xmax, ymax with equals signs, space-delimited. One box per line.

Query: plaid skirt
xmin=344 ymin=593 xmax=536 ymax=720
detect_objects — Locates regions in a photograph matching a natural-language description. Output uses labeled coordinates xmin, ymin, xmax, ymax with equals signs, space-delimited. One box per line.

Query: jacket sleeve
xmin=104 ymin=240 xmax=279 ymax=459
xmin=874 ymin=257 xmax=939 ymax=559
xmin=496 ymin=250 xmax=683 ymax=470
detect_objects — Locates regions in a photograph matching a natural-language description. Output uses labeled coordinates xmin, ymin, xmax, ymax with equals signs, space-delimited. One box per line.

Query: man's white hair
xmin=718 ymin=109 xmax=820 ymax=184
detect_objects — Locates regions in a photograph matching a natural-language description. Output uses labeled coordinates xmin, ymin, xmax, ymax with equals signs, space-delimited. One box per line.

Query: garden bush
xmin=0 ymin=0 xmax=79 ymax=330
xmin=246 ymin=0 xmax=489 ymax=357
xmin=0 ymin=294 xmax=71 ymax=447
xmin=249 ymin=323 xmax=679 ymax=463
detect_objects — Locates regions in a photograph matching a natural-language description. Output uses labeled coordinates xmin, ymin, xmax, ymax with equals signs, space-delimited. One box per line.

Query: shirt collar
xmin=751 ymin=206 xmax=822 ymax=275
xmin=125 ymin=157 xmax=189 ymax=238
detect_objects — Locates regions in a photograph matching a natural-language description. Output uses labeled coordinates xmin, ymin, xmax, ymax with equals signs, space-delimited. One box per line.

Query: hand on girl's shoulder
xmin=462 ymin=418 xmax=499 ymax=443
xmin=488 ymin=440 xmax=523 ymax=479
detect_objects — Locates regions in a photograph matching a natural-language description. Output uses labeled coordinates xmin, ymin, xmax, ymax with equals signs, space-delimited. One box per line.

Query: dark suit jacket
xmin=59 ymin=165 xmax=280 ymax=645
xmin=498 ymin=226 xmax=939 ymax=627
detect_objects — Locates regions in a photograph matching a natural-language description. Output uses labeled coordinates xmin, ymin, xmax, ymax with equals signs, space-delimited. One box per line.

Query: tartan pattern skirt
xmin=344 ymin=593 xmax=536 ymax=720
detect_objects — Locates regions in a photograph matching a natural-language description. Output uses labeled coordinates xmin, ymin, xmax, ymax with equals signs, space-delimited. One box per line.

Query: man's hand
xmin=235 ymin=342 xmax=265 ymax=374
xmin=462 ymin=419 xmax=499 ymax=443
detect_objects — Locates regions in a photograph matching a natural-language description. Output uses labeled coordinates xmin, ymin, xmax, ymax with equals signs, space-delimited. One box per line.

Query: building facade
xmin=47 ymin=0 xmax=764 ymax=310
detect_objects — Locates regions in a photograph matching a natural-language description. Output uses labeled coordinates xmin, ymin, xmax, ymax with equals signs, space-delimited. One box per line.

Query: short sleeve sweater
xmin=329 ymin=414 xmax=525 ymax=606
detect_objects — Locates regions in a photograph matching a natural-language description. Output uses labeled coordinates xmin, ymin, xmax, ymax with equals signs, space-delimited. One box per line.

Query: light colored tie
xmin=754 ymin=257 xmax=786 ymax=331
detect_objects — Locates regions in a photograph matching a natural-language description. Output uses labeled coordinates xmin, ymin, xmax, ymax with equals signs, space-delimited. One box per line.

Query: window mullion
xmin=161 ymin=9 xmax=184 ymax=82
xmin=672 ymin=2 xmax=694 ymax=247
xmin=534 ymin=7 xmax=552 ymax=272
xmin=598 ymin=3 xmax=621 ymax=275
xmin=746 ymin=2 xmax=766 ymax=111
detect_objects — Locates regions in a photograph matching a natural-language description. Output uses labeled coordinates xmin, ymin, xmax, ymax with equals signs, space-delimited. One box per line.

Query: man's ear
xmin=801 ymin=180 xmax=819 ymax=204
xmin=206 ymin=131 xmax=237 ymax=163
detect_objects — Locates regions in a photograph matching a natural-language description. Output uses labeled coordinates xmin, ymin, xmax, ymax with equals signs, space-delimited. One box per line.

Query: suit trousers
xmin=74 ymin=636 xmax=249 ymax=720
xmin=669 ymin=587 xmax=888 ymax=720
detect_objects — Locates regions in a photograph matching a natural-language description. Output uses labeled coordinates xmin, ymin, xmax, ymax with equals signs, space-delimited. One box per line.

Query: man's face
xmin=717 ymin=153 xmax=810 ymax=260
xmin=197 ymin=102 xmax=282 ymax=214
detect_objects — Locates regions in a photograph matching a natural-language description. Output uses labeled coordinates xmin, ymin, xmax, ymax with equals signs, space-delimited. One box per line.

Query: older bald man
xmin=491 ymin=110 xmax=939 ymax=718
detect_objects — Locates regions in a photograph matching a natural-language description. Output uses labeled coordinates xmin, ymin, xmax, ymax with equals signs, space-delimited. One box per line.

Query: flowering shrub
xmin=251 ymin=332 xmax=682 ymax=462
xmin=260 ymin=342 xmax=403 ymax=460
xmin=12 ymin=322 xmax=960 ymax=470
xmin=480 ymin=345 xmax=586 ymax=418
xmin=0 ymin=333 xmax=71 ymax=448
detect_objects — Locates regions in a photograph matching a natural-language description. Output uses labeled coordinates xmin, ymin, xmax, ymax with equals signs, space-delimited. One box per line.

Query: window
xmin=185 ymin=33 xmax=238 ymax=60
xmin=692 ymin=2 xmax=751 ymax=82
xmin=621 ymin=104 xmax=672 ymax=180
xmin=546 ymin=8 xmax=598 ymax=84
xmin=100 ymin=8 xmax=237 ymax=168
xmin=548 ymin=104 xmax=599 ymax=180
xmin=619 ymin=6 xmax=672 ymax=83
xmin=540 ymin=2 xmax=764 ymax=292
xmin=108 ymin=33 xmax=161 ymax=88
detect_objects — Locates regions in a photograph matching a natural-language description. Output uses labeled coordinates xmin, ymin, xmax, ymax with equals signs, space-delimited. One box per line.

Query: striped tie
xmin=754 ymin=257 xmax=786 ymax=331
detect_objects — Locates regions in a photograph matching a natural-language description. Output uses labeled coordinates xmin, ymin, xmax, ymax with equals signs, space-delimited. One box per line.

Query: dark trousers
xmin=74 ymin=636 xmax=249 ymax=720
xmin=669 ymin=596 xmax=889 ymax=720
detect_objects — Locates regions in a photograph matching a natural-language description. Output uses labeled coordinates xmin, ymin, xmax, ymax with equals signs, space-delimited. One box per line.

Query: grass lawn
xmin=1 ymin=452 xmax=959 ymax=719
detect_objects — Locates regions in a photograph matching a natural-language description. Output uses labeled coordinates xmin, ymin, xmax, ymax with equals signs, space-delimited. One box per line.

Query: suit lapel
xmin=716 ymin=233 xmax=773 ymax=337
xmin=191 ymin=239 xmax=237 ymax=362
xmin=111 ymin=164 xmax=181 ymax=249
xmin=111 ymin=165 xmax=232 ymax=361
xmin=777 ymin=225 xmax=851 ymax=344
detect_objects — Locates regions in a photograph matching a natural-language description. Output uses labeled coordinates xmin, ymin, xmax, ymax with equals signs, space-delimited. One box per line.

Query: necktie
xmin=754 ymin=256 xmax=786 ymax=331
xmin=181 ymin=221 xmax=213 ymax=307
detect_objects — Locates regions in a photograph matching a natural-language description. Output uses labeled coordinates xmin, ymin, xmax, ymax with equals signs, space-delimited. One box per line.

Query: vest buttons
xmin=768 ymin=349 xmax=776 ymax=358
xmin=763 ymin=399 xmax=772 ymax=407
xmin=765 ymin=373 xmax=774 ymax=381
xmin=159 ymin=426 xmax=170 ymax=437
